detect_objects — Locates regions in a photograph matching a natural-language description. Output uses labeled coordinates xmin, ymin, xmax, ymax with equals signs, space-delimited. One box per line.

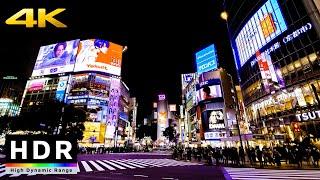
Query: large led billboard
xmin=196 ymin=79 xmax=223 ymax=103
xmin=74 ymin=39 xmax=123 ymax=76
xmin=31 ymin=39 xmax=80 ymax=76
xmin=234 ymin=0 xmax=287 ymax=68
xmin=195 ymin=44 xmax=218 ymax=75
xmin=181 ymin=73 xmax=196 ymax=91
xmin=202 ymin=109 xmax=225 ymax=132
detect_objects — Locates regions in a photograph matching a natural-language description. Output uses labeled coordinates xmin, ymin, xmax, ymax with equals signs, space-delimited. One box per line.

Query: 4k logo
xmin=5 ymin=8 xmax=67 ymax=28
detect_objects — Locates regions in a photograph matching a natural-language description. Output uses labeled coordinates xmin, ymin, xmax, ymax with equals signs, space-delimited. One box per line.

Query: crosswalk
xmin=78 ymin=158 xmax=200 ymax=172
xmin=224 ymin=167 xmax=320 ymax=180
xmin=0 ymin=159 xmax=200 ymax=178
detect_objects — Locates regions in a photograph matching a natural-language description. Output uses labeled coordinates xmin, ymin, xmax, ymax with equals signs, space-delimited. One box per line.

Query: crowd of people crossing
xmin=172 ymin=144 xmax=320 ymax=168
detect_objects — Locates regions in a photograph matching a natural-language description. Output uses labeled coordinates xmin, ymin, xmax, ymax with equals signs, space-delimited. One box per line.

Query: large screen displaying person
xmin=31 ymin=39 xmax=80 ymax=76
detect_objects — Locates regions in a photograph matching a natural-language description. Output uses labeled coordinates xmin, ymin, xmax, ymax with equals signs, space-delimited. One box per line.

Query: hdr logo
xmin=5 ymin=135 xmax=78 ymax=175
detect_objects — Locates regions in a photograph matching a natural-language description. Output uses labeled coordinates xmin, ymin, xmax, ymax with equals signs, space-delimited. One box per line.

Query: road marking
xmin=0 ymin=172 xmax=6 ymax=177
xmin=96 ymin=160 xmax=116 ymax=170
xmin=103 ymin=160 xmax=126 ymax=170
xmin=81 ymin=161 xmax=93 ymax=172
xmin=124 ymin=160 xmax=150 ymax=167
xmin=127 ymin=159 xmax=163 ymax=167
xmin=0 ymin=167 xmax=5 ymax=171
xmin=56 ymin=177 xmax=70 ymax=180
xmin=89 ymin=161 xmax=104 ymax=171
xmin=134 ymin=174 xmax=148 ymax=178
xmin=162 ymin=178 xmax=175 ymax=180
xmin=118 ymin=160 xmax=145 ymax=168
xmin=9 ymin=173 xmax=21 ymax=177
xmin=110 ymin=160 xmax=136 ymax=169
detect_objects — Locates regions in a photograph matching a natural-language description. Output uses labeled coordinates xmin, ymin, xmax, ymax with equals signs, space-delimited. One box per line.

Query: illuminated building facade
xmin=20 ymin=39 xmax=132 ymax=147
xmin=228 ymin=0 xmax=320 ymax=146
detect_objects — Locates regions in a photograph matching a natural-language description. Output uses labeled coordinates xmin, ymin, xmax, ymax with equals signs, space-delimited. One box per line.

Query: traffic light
xmin=293 ymin=123 xmax=300 ymax=132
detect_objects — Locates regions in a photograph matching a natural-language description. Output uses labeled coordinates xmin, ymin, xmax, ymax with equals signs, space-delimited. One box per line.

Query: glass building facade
xmin=228 ymin=0 xmax=320 ymax=146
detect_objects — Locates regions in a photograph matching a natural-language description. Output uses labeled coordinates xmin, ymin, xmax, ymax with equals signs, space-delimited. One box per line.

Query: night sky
xmin=0 ymin=0 xmax=236 ymax=122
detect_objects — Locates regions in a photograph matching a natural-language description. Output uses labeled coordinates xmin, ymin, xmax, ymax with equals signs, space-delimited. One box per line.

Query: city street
xmin=0 ymin=152 xmax=227 ymax=179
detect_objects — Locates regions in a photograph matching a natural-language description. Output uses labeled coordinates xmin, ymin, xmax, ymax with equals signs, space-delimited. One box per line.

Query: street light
xmin=220 ymin=11 xmax=228 ymax=21
xmin=220 ymin=5 xmax=245 ymax=151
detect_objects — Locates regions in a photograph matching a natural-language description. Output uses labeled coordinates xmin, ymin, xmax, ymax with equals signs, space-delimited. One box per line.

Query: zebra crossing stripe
xmin=225 ymin=168 xmax=320 ymax=180
xmin=102 ymin=160 xmax=126 ymax=170
xmin=110 ymin=160 xmax=136 ymax=169
xmin=77 ymin=162 xmax=80 ymax=172
xmin=124 ymin=160 xmax=151 ymax=167
xmin=133 ymin=159 xmax=166 ymax=167
xmin=88 ymin=161 xmax=104 ymax=171
xmin=96 ymin=160 xmax=116 ymax=170
xmin=81 ymin=161 xmax=93 ymax=172
xmin=117 ymin=160 xmax=145 ymax=168
xmin=124 ymin=159 xmax=163 ymax=167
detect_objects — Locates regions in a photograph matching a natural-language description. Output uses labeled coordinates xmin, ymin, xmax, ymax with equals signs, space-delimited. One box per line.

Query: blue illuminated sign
xmin=195 ymin=44 xmax=218 ymax=75
xmin=233 ymin=0 xmax=287 ymax=68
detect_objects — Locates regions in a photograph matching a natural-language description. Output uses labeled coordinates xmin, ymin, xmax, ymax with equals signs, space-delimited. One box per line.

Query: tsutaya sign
xmin=296 ymin=110 xmax=320 ymax=121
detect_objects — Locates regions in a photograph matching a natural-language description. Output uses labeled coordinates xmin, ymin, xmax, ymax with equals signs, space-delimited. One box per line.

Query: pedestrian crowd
xmin=172 ymin=144 xmax=320 ymax=168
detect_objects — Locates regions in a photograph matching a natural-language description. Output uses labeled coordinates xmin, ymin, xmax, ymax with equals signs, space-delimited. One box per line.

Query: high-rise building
xmin=227 ymin=0 xmax=320 ymax=147
xmin=20 ymin=39 xmax=131 ymax=147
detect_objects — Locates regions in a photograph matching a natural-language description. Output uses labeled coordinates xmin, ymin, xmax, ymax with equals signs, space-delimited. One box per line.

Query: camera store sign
xmin=296 ymin=110 xmax=320 ymax=121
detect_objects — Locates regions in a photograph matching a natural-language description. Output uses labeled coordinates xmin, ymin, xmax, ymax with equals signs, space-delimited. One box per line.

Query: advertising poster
xmin=201 ymin=109 xmax=225 ymax=132
xmin=74 ymin=39 xmax=123 ymax=76
xmin=31 ymin=39 xmax=80 ymax=76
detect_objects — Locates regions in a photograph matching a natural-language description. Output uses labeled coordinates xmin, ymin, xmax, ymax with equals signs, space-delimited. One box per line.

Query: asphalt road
xmin=0 ymin=152 xmax=227 ymax=180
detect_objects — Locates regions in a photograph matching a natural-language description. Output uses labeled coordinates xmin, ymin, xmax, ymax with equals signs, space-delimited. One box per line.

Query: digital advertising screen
xmin=202 ymin=109 xmax=225 ymax=132
xmin=31 ymin=39 xmax=80 ymax=76
xmin=74 ymin=39 xmax=123 ymax=76
xmin=233 ymin=0 xmax=287 ymax=68
xmin=26 ymin=78 xmax=48 ymax=92
xmin=195 ymin=44 xmax=218 ymax=75
xmin=196 ymin=79 xmax=223 ymax=103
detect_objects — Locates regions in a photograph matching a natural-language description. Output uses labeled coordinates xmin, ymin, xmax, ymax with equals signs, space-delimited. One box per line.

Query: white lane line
xmin=162 ymin=178 xmax=175 ymax=180
xmin=89 ymin=161 xmax=104 ymax=171
xmin=0 ymin=165 xmax=4 ymax=168
xmin=134 ymin=174 xmax=148 ymax=178
xmin=103 ymin=160 xmax=126 ymax=170
xmin=118 ymin=160 xmax=145 ymax=168
xmin=0 ymin=172 xmax=6 ymax=177
xmin=96 ymin=160 xmax=116 ymax=170
xmin=27 ymin=173 xmax=36 ymax=176
xmin=9 ymin=173 xmax=21 ymax=177
xmin=80 ymin=161 xmax=93 ymax=172
xmin=0 ymin=168 xmax=5 ymax=171
xmin=110 ymin=160 xmax=136 ymax=169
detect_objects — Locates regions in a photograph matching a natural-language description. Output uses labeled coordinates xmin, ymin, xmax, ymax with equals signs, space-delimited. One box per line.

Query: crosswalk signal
xmin=293 ymin=123 xmax=300 ymax=132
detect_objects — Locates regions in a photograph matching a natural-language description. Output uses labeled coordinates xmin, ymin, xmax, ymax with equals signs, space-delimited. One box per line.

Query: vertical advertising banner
xmin=74 ymin=39 xmax=123 ymax=76
xmin=106 ymin=78 xmax=121 ymax=139
xmin=181 ymin=73 xmax=196 ymax=91
xmin=56 ymin=76 xmax=69 ymax=102
xmin=32 ymin=40 xmax=80 ymax=76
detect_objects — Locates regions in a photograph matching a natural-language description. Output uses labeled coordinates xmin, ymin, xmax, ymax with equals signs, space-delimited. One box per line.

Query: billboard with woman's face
xmin=31 ymin=39 xmax=80 ymax=76
xmin=74 ymin=39 xmax=123 ymax=76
